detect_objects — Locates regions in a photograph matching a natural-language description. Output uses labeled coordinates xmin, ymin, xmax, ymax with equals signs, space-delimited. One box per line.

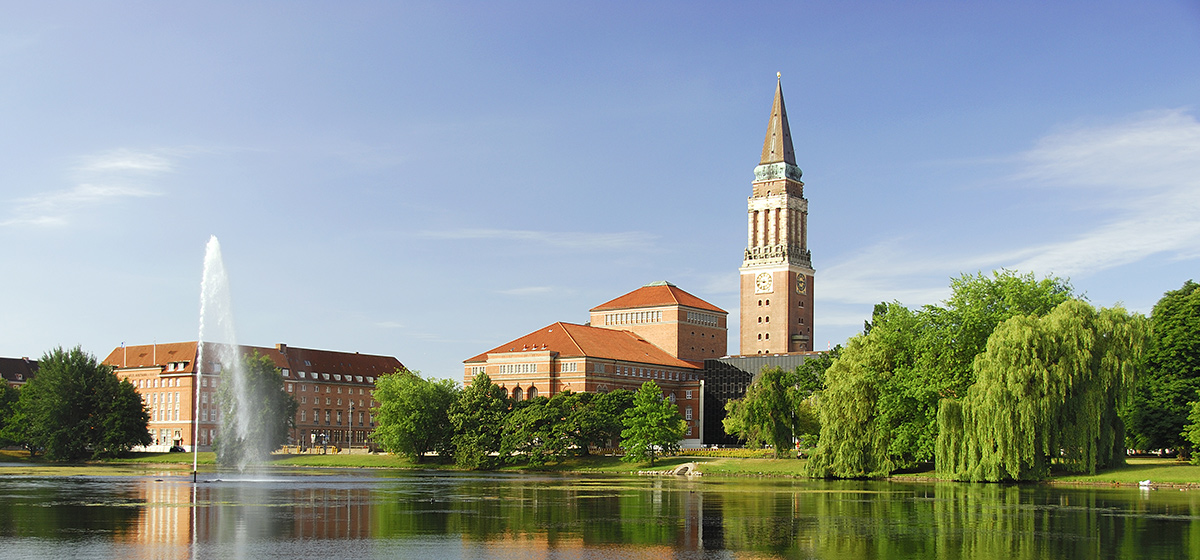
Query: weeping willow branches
xmin=936 ymin=300 xmax=1147 ymax=481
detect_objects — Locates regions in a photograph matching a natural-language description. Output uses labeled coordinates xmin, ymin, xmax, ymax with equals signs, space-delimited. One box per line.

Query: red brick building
xmin=464 ymin=282 xmax=725 ymax=445
xmin=103 ymin=342 xmax=403 ymax=452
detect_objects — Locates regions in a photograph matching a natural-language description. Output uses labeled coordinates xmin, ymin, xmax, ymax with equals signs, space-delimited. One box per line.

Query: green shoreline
xmin=3 ymin=449 xmax=1196 ymax=486
xmin=4 ymin=448 xmax=1195 ymax=489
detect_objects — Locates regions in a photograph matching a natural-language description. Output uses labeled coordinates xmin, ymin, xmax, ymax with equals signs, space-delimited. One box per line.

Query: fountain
xmin=195 ymin=235 xmax=257 ymax=473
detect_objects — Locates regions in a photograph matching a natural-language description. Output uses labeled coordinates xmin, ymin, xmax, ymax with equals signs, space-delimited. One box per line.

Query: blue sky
xmin=3 ymin=2 xmax=1199 ymax=381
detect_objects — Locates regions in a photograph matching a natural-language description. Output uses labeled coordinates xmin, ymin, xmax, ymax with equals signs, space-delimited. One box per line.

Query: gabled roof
xmin=465 ymin=322 xmax=700 ymax=369
xmin=589 ymin=281 xmax=726 ymax=314
xmin=102 ymin=342 xmax=404 ymax=377
xmin=0 ymin=356 xmax=38 ymax=384
xmin=760 ymin=76 xmax=796 ymax=166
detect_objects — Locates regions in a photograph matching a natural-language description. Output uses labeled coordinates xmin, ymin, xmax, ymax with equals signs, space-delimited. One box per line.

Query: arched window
xmin=527 ymin=386 xmax=538 ymax=399
xmin=512 ymin=387 xmax=523 ymax=401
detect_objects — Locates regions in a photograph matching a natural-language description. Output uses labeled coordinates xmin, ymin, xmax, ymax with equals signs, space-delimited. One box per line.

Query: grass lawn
xmin=1051 ymin=457 xmax=1199 ymax=485
xmin=14 ymin=447 xmax=1189 ymax=484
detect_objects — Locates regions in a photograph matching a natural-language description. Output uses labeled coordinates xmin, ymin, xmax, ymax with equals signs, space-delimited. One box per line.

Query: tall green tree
xmin=501 ymin=394 xmax=572 ymax=466
xmin=448 ymin=372 xmax=511 ymax=470
xmin=9 ymin=347 xmax=150 ymax=461
xmin=580 ymin=389 xmax=635 ymax=450
xmin=722 ymin=366 xmax=810 ymax=458
xmin=620 ymin=381 xmax=687 ymax=466
xmin=807 ymin=271 xmax=1073 ymax=478
xmin=371 ymin=369 xmax=458 ymax=462
xmin=0 ymin=383 xmax=19 ymax=447
xmin=936 ymin=300 xmax=1147 ymax=481
xmin=215 ymin=352 xmax=298 ymax=468
xmin=1125 ymin=280 xmax=1200 ymax=455
xmin=1182 ymin=401 xmax=1200 ymax=464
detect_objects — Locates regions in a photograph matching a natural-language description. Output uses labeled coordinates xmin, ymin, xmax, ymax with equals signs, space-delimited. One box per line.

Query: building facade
xmin=103 ymin=342 xmax=404 ymax=452
xmin=739 ymin=77 xmax=815 ymax=355
xmin=464 ymin=282 xmax=725 ymax=446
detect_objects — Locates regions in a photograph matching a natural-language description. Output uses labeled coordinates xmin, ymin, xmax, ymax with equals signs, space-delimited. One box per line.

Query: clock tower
xmin=739 ymin=76 xmax=815 ymax=354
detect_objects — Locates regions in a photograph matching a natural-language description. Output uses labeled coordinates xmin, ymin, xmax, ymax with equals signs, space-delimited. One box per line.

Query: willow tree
xmin=804 ymin=305 xmax=918 ymax=478
xmin=936 ymin=300 xmax=1147 ymax=481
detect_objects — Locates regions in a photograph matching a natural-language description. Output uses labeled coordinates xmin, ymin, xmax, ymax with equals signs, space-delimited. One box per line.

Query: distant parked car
xmin=168 ymin=446 xmax=185 ymax=452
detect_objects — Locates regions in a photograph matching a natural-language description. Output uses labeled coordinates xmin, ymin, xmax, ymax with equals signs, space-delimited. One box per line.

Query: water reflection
xmin=0 ymin=469 xmax=1197 ymax=559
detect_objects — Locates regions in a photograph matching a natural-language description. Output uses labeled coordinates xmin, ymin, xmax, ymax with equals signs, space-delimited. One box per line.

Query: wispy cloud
xmin=419 ymin=228 xmax=657 ymax=252
xmin=821 ymin=109 xmax=1200 ymax=308
xmin=2 ymin=148 xmax=173 ymax=227
xmin=77 ymin=149 xmax=174 ymax=174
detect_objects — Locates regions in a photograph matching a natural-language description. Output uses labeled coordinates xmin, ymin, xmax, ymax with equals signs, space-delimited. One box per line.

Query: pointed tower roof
xmin=760 ymin=75 xmax=797 ymax=165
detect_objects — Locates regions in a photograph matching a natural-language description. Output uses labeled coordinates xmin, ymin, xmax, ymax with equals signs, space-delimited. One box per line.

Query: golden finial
xmin=777 ymin=71 xmax=781 ymax=80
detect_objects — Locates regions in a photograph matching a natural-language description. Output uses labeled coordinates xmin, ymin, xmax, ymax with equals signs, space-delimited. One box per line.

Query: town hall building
xmin=463 ymin=76 xmax=821 ymax=447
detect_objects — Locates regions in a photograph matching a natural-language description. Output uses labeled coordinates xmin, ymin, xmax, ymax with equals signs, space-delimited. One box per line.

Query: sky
xmin=2 ymin=1 xmax=1199 ymax=381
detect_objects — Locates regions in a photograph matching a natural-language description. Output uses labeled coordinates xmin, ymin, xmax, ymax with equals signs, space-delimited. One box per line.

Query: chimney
xmin=276 ymin=343 xmax=287 ymax=354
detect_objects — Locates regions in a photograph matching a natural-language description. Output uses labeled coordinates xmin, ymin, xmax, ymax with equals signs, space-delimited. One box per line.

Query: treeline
xmin=371 ymin=372 xmax=687 ymax=468
xmin=724 ymin=271 xmax=1200 ymax=481
xmin=0 ymin=347 xmax=150 ymax=461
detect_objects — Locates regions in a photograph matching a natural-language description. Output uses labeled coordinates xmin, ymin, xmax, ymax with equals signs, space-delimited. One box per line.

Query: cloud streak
xmin=1 ymin=148 xmax=172 ymax=227
xmin=821 ymin=109 xmax=1200 ymax=308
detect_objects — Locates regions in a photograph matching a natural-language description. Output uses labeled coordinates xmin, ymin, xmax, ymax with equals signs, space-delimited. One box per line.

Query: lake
xmin=0 ymin=466 xmax=1196 ymax=559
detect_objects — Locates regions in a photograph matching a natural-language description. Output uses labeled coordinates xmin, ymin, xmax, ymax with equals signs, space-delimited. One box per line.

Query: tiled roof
xmin=465 ymin=322 xmax=700 ymax=369
xmin=760 ymin=77 xmax=796 ymax=166
xmin=0 ymin=357 xmax=38 ymax=384
xmin=102 ymin=342 xmax=404 ymax=377
xmin=590 ymin=281 xmax=725 ymax=314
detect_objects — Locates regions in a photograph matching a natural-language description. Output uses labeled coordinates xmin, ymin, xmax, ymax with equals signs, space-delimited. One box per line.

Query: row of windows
xmin=605 ymin=310 xmax=662 ymax=325
xmin=294 ymin=384 xmax=369 ymax=395
xmin=611 ymin=366 xmax=697 ymax=383
xmin=285 ymin=370 xmax=375 ymax=384
xmin=561 ymin=362 xmax=577 ymax=373
xmin=152 ymin=407 xmax=179 ymax=422
xmin=686 ymin=311 xmax=719 ymax=327
xmin=299 ymin=396 xmax=370 ymax=408
xmin=135 ymin=377 xmax=190 ymax=389
xmin=300 ymin=409 xmax=373 ymax=425
xmin=146 ymin=392 xmax=181 ymax=405
xmin=499 ymin=363 xmax=537 ymax=374
xmin=510 ymin=386 xmax=539 ymax=400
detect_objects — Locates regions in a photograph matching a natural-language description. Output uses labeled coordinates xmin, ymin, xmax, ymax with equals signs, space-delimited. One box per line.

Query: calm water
xmin=0 ymin=466 xmax=1196 ymax=559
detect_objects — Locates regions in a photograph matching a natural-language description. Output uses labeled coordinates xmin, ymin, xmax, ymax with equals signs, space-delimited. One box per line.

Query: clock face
xmin=796 ymin=275 xmax=807 ymax=295
xmin=755 ymin=272 xmax=773 ymax=294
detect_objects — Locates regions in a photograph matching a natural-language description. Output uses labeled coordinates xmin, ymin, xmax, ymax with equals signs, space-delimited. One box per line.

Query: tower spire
xmin=760 ymin=75 xmax=796 ymax=165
